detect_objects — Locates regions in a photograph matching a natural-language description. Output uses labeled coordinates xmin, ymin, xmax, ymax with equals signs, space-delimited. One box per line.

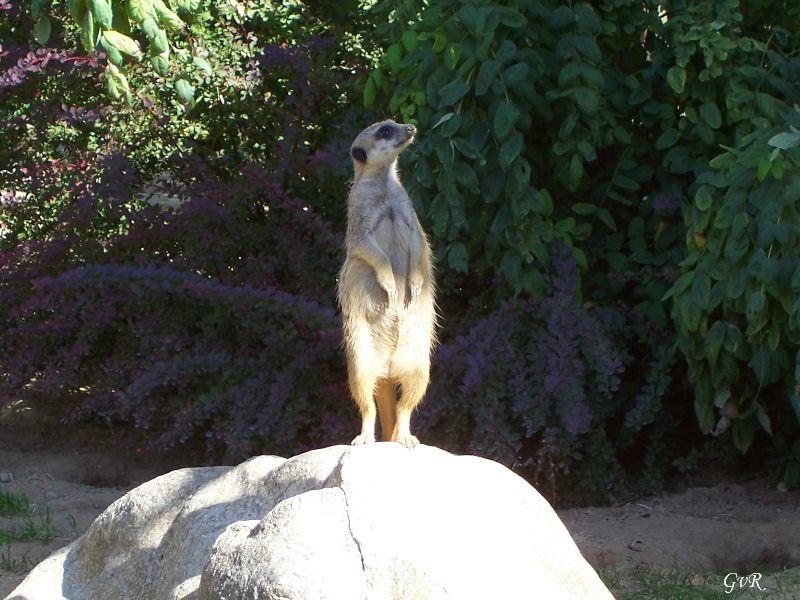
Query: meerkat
xmin=337 ymin=119 xmax=437 ymax=448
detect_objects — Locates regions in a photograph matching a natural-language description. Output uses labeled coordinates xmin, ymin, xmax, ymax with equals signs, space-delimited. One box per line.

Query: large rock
xmin=8 ymin=444 xmax=612 ymax=600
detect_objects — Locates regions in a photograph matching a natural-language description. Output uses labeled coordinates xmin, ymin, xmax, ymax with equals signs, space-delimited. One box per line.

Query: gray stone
xmin=7 ymin=445 xmax=612 ymax=600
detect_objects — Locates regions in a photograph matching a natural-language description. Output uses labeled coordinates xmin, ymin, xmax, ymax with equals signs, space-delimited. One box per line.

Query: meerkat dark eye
xmin=376 ymin=125 xmax=394 ymax=139
xmin=351 ymin=147 xmax=368 ymax=163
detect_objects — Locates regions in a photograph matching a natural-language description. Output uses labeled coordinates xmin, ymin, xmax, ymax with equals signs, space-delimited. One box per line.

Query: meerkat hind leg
xmin=349 ymin=366 xmax=380 ymax=445
xmin=392 ymin=368 xmax=429 ymax=448
xmin=374 ymin=378 xmax=398 ymax=442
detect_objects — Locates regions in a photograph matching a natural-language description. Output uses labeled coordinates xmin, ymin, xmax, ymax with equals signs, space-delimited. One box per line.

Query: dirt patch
xmin=1 ymin=395 xmax=799 ymax=598
xmin=0 ymin=394 xmax=208 ymax=597
xmin=560 ymin=482 xmax=800 ymax=575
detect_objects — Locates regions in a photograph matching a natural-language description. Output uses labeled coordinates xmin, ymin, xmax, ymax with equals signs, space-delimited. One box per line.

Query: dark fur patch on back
xmin=351 ymin=147 xmax=367 ymax=163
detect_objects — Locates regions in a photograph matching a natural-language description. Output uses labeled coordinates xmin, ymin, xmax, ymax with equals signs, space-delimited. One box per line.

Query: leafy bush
xmin=668 ymin=115 xmax=800 ymax=483
xmin=2 ymin=170 xmax=350 ymax=455
xmin=369 ymin=0 xmax=800 ymax=475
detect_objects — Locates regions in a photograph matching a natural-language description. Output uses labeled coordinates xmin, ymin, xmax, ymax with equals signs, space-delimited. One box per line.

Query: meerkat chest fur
xmin=349 ymin=173 xmax=418 ymax=286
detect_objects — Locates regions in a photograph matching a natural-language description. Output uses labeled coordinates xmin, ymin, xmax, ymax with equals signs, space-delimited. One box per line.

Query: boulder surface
xmin=8 ymin=444 xmax=612 ymax=599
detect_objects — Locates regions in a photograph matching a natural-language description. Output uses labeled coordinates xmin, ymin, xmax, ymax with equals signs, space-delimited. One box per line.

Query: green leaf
xmin=111 ymin=0 xmax=130 ymax=33
xmin=566 ymin=154 xmax=583 ymax=190
xmin=443 ymin=44 xmax=460 ymax=70
xmin=127 ymin=0 xmax=150 ymax=22
xmin=498 ymin=7 xmax=526 ymax=28
xmin=709 ymin=151 xmax=735 ymax=170
xmin=732 ymin=418 xmax=755 ymax=453
xmin=501 ymin=251 xmax=522 ymax=283
xmin=576 ymin=140 xmax=596 ymax=162
xmin=503 ymin=63 xmax=528 ymax=87
xmin=192 ymin=55 xmax=212 ymax=76
xmin=756 ymin=405 xmax=772 ymax=435
xmin=597 ymin=208 xmax=616 ymax=231
xmin=694 ymin=375 xmax=715 ymax=433
xmin=699 ymin=102 xmax=722 ymax=129
xmin=438 ymin=80 xmax=470 ymax=108
xmin=571 ymin=203 xmax=596 ymax=215
xmin=33 ymin=15 xmax=51 ymax=44
xmin=432 ymin=112 xmax=454 ymax=129
xmin=493 ymin=101 xmax=519 ymax=140
xmin=768 ymin=132 xmax=800 ymax=150
xmin=440 ymin=113 xmax=462 ymax=137
xmin=756 ymin=93 xmax=780 ymax=120
xmin=549 ymin=5 xmax=573 ymax=29
xmin=746 ymin=291 xmax=766 ymax=324
xmin=87 ymin=0 xmax=112 ymax=29
xmin=705 ymin=321 xmax=726 ymax=366
xmin=386 ymin=44 xmax=403 ymax=73
xmin=401 ymin=30 xmax=418 ymax=52
xmin=102 ymin=30 xmax=142 ymax=57
xmin=105 ymin=71 xmax=120 ymax=99
xmin=574 ymin=4 xmax=600 ymax=33
xmin=574 ymin=35 xmax=601 ymax=62
xmin=151 ymin=28 xmax=168 ymax=53
xmin=452 ymin=137 xmax=479 ymax=159
xmin=364 ymin=76 xmax=376 ymax=108
xmin=475 ymin=60 xmax=500 ymax=96
xmin=573 ymin=247 xmax=588 ymax=271
xmin=746 ymin=294 xmax=770 ymax=337
xmin=498 ymin=132 xmax=523 ymax=170
xmin=690 ymin=272 xmax=711 ymax=309
xmin=80 ymin=9 xmax=95 ymax=52
xmin=150 ymin=52 xmax=169 ymax=75
xmin=655 ymin=129 xmax=679 ymax=150
xmin=153 ymin=0 xmax=183 ymax=30
xmin=495 ymin=39 xmax=517 ymax=63
xmin=713 ymin=388 xmax=730 ymax=408
xmin=66 ymin=0 xmax=86 ymax=22
xmin=174 ymin=77 xmax=195 ymax=105
xmin=665 ymin=271 xmax=694 ymax=300
xmin=448 ymin=242 xmax=468 ymax=273
xmin=667 ymin=66 xmax=686 ymax=94
xmin=99 ymin=36 xmax=123 ymax=65
xmin=694 ymin=186 xmax=713 ymax=210
xmin=31 ymin=0 xmax=47 ymax=18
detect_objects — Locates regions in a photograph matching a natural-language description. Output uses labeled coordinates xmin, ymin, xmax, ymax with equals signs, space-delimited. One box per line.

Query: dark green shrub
xmin=668 ymin=115 xmax=800 ymax=481
xmin=369 ymin=0 xmax=800 ymax=475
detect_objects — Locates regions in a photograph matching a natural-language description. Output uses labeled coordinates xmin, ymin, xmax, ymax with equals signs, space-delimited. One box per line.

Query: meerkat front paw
xmin=405 ymin=274 xmax=423 ymax=307
xmin=351 ymin=433 xmax=376 ymax=445
xmin=378 ymin=275 xmax=398 ymax=305
xmin=394 ymin=433 xmax=420 ymax=448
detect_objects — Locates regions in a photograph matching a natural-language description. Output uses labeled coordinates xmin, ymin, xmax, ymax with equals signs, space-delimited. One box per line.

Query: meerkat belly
xmin=373 ymin=204 xmax=411 ymax=292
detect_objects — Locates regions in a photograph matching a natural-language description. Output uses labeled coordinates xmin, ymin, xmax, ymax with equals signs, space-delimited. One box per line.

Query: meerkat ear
xmin=351 ymin=147 xmax=367 ymax=163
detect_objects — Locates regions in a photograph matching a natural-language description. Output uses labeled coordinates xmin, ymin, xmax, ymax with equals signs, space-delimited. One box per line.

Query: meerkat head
xmin=350 ymin=119 xmax=416 ymax=172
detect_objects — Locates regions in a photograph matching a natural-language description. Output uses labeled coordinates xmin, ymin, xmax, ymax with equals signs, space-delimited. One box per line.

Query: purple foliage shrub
xmin=418 ymin=243 xmax=676 ymax=501
xmin=1 ymin=160 xmax=351 ymax=456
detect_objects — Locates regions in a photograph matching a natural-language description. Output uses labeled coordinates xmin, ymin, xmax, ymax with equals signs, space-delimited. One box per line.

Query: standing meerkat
xmin=338 ymin=119 xmax=437 ymax=448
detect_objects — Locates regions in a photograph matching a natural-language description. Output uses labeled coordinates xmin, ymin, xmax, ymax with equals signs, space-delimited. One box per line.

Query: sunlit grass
xmin=602 ymin=564 xmax=800 ymax=599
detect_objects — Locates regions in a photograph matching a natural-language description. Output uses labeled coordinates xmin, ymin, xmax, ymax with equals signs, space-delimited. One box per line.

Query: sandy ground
xmin=1 ymin=396 xmax=799 ymax=598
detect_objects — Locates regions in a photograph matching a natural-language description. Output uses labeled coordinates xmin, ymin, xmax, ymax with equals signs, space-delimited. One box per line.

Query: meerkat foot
xmin=351 ymin=432 xmax=376 ymax=445
xmin=394 ymin=433 xmax=420 ymax=448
